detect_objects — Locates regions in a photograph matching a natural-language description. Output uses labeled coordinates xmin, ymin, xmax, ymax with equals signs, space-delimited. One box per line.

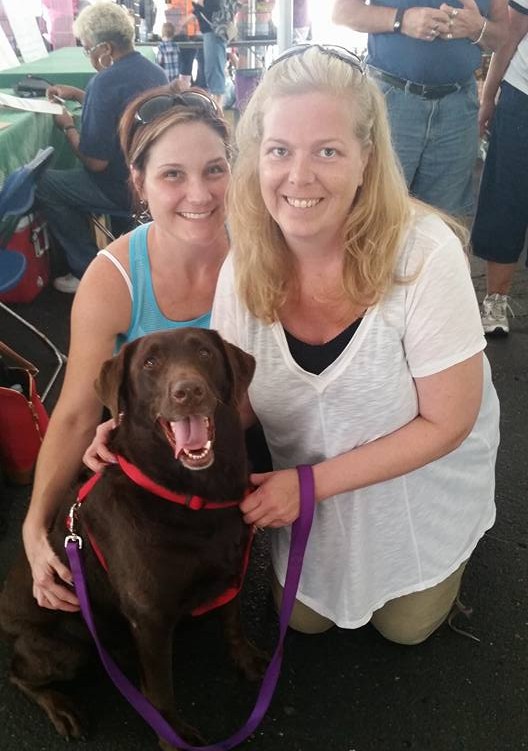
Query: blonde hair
xmin=73 ymin=1 xmax=135 ymax=50
xmin=230 ymin=47 xmax=417 ymax=323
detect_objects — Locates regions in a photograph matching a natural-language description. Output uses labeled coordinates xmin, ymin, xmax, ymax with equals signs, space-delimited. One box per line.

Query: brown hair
xmin=161 ymin=22 xmax=176 ymax=39
xmin=119 ymin=83 xmax=231 ymax=208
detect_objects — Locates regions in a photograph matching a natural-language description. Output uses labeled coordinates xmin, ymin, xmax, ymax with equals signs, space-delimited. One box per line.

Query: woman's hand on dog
xmin=83 ymin=418 xmax=118 ymax=472
xmin=241 ymin=469 xmax=300 ymax=528
xmin=22 ymin=526 xmax=80 ymax=612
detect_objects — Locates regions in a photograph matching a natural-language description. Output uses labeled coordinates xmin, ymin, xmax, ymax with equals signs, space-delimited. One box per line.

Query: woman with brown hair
xmin=23 ymin=85 xmax=232 ymax=612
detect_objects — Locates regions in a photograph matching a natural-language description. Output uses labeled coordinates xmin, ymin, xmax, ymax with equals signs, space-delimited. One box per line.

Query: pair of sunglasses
xmin=134 ymin=91 xmax=219 ymax=126
xmin=268 ymin=43 xmax=364 ymax=74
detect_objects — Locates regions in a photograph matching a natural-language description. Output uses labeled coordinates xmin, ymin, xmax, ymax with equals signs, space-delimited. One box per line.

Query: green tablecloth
xmin=0 ymin=45 xmax=157 ymax=91
xmin=0 ymin=93 xmax=80 ymax=186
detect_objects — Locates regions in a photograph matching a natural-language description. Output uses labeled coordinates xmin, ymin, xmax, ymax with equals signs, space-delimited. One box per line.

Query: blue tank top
xmin=367 ymin=0 xmax=490 ymax=85
xmin=115 ymin=223 xmax=211 ymax=351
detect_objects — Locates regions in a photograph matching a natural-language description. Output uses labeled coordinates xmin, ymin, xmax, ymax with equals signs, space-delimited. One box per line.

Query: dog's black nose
xmin=171 ymin=379 xmax=206 ymax=405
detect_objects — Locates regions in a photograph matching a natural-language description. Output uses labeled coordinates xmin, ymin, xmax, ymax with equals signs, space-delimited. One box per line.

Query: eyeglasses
xmin=268 ymin=44 xmax=364 ymax=75
xmin=134 ymin=91 xmax=219 ymax=126
xmin=83 ymin=42 xmax=106 ymax=57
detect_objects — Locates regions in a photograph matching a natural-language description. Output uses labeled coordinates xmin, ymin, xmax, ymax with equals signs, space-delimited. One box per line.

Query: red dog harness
xmin=67 ymin=455 xmax=254 ymax=616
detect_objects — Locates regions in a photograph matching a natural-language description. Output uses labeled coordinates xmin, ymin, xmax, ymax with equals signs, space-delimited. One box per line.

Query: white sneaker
xmin=481 ymin=293 xmax=512 ymax=336
xmin=53 ymin=273 xmax=80 ymax=294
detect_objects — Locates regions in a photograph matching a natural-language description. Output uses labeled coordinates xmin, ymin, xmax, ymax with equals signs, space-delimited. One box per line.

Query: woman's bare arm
xmin=22 ymin=250 xmax=132 ymax=611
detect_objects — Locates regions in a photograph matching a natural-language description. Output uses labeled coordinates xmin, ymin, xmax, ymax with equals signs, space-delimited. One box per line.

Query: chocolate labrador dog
xmin=0 ymin=328 xmax=266 ymax=748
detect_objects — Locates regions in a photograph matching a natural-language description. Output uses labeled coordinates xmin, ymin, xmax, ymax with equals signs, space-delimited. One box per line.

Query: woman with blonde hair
xmin=212 ymin=45 xmax=500 ymax=643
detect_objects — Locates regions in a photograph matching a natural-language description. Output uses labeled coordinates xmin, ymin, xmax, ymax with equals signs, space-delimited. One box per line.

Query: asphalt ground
xmin=0 ymin=255 xmax=526 ymax=751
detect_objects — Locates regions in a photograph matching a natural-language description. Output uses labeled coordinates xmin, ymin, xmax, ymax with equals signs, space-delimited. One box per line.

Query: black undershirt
xmin=284 ymin=318 xmax=362 ymax=375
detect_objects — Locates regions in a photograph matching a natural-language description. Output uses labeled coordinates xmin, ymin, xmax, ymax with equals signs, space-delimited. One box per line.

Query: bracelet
xmin=471 ymin=18 xmax=487 ymax=45
xmin=63 ymin=124 xmax=76 ymax=133
xmin=393 ymin=7 xmax=406 ymax=34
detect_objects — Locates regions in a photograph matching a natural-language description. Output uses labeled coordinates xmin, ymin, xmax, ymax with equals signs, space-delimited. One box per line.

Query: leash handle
xmin=66 ymin=464 xmax=315 ymax=751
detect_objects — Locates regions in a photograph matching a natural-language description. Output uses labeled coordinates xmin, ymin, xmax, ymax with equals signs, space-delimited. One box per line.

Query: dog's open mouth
xmin=159 ymin=415 xmax=215 ymax=471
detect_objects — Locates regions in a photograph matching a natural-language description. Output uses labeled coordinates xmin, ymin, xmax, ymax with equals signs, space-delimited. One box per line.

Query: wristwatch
xmin=393 ymin=7 xmax=406 ymax=33
xmin=63 ymin=124 xmax=76 ymax=134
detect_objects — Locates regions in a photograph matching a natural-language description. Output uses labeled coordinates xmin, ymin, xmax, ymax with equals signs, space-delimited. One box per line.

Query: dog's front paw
xmin=233 ymin=640 xmax=270 ymax=682
xmin=42 ymin=691 xmax=87 ymax=740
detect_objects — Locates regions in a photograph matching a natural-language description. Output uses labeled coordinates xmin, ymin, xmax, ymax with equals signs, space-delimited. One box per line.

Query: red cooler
xmin=0 ymin=213 xmax=50 ymax=303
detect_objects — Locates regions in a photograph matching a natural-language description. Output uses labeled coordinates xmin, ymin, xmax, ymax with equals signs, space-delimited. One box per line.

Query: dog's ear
xmin=94 ymin=342 xmax=134 ymax=420
xmin=223 ymin=341 xmax=256 ymax=405
xmin=212 ymin=332 xmax=255 ymax=406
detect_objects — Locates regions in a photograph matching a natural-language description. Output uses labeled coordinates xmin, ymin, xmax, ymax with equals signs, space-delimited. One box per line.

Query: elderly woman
xmin=37 ymin=1 xmax=167 ymax=294
xmin=212 ymin=45 xmax=500 ymax=643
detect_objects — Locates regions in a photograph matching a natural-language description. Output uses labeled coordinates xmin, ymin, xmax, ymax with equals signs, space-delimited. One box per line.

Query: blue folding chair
xmin=0 ymin=147 xmax=67 ymax=402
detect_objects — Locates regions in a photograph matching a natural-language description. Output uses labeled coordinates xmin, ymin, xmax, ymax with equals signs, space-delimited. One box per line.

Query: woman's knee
xmin=370 ymin=561 xmax=468 ymax=646
xmin=370 ymin=615 xmax=440 ymax=646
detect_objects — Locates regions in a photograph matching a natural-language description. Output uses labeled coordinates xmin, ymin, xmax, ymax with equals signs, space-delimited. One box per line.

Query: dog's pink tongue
xmin=170 ymin=416 xmax=208 ymax=457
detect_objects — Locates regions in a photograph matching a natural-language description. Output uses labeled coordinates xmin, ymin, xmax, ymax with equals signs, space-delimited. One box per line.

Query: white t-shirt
xmin=211 ymin=214 xmax=500 ymax=629
xmin=504 ymin=0 xmax=528 ymax=96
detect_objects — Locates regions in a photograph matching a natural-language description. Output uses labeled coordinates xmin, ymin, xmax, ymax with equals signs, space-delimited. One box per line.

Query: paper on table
xmin=0 ymin=91 xmax=62 ymax=115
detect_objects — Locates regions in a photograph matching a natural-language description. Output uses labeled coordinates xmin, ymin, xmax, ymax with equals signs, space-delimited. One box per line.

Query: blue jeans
xmin=35 ymin=168 xmax=127 ymax=278
xmin=471 ymin=81 xmax=528 ymax=265
xmin=202 ymin=32 xmax=226 ymax=95
xmin=372 ymin=74 xmax=479 ymax=216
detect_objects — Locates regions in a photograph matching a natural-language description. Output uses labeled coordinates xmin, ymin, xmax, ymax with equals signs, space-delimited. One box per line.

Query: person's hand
xmin=46 ymin=84 xmax=78 ymax=102
xmin=22 ymin=523 xmax=80 ymax=612
xmin=401 ymin=7 xmax=451 ymax=41
xmin=240 ymin=469 xmax=300 ymax=528
xmin=53 ymin=108 xmax=75 ymax=130
xmin=439 ymin=0 xmax=485 ymax=41
xmin=478 ymin=96 xmax=496 ymax=136
xmin=82 ymin=418 xmax=118 ymax=472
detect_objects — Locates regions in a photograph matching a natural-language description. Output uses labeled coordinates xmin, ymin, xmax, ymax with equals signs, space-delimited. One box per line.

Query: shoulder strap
xmin=0 ymin=341 xmax=38 ymax=374
xmin=97 ymin=249 xmax=133 ymax=300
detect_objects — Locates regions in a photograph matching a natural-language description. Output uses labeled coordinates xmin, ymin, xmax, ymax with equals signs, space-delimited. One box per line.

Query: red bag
xmin=0 ymin=213 xmax=50 ymax=303
xmin=0 ymin=341 xmax=49 ymax=485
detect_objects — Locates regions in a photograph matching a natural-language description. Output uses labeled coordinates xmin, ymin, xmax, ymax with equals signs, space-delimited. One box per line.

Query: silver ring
xmin=447 ymin=32 xmax=453 ymax=39
xmin=451 ymin=8 xmax=458 ymax=17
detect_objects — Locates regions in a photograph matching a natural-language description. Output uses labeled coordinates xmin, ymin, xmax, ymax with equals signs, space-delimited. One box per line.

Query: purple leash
xmin=65 ymin=464 xmax=315 ymax=750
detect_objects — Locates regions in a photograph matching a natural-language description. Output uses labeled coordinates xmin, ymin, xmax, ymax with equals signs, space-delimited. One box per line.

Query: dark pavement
xmin=0 ymin=256 xmax=526 ymax=751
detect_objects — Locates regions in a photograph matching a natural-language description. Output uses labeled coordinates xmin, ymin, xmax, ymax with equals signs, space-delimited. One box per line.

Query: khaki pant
xmin=271 ymin=561 xmax=467 ymax=645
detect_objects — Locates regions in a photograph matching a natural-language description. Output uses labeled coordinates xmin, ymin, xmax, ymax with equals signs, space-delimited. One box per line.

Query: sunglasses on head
xmin=134 ymin=91 xmax=219 ymax=126
xmin=268 ymin=44 xmax=364 ymax=74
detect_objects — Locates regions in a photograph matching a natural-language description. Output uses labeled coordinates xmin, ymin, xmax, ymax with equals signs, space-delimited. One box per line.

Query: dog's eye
xmin=198 ymin=348 xmax=211 ymax=360
xmin=143 ymin=356 xmax=158 ymax=369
